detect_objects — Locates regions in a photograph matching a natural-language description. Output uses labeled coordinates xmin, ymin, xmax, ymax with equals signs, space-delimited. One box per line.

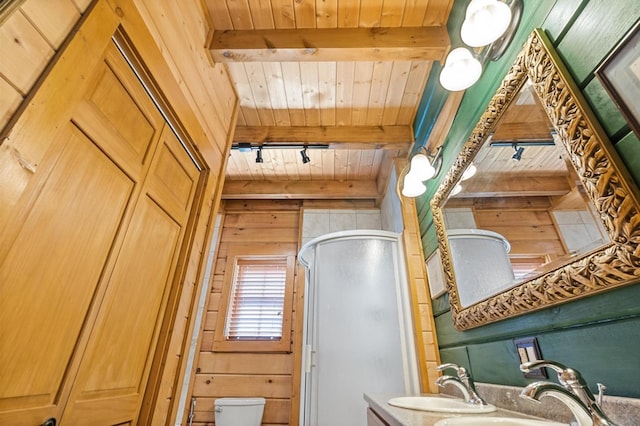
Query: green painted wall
xmin=413 ymin=0 xmax=640 ymax=398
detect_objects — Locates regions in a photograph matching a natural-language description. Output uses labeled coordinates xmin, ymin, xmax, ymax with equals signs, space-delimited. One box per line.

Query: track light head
xmin=300 ymin=147 xmax=310 ymax=164
xmin=512 ymin=143 xmax=524 ymax=162
xmin=256 ymin=147 xmax=263 ymax=163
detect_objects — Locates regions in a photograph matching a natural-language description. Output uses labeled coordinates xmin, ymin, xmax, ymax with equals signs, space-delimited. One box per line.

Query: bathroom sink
xmin=387 ymin=396 xmax=497 ymax=414
xmin=434 ymin=417 xmax=567 ymax=426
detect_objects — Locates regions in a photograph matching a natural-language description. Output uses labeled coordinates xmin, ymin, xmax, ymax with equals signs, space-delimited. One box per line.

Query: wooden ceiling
xmin=204 ymin=0 xmax=454 ymax=201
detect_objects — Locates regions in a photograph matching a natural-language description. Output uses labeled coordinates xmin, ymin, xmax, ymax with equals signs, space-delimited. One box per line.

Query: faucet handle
xmin=597 ymin=383 xmax=607 ymax=406
xmin=437 ymin=363 xmax=468 ymax=378
xmin=520 ymin=359 xmax=568 ymax=375
xmin=520 ymin=360 xmax=588 ymax=389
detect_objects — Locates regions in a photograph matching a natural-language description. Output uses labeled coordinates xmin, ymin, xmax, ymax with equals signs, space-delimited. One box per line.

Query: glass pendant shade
xmin=439 ymin=48 xmax=482 ymax=91
xmin=409 ymin=152 xmax=436 ymax=181
xmin=461 ymin=0 xmax=512 ymax=47
xmin=450 ymin=183 xmax=463 ymax=197
xmin=402 ymin=172 xmax=427 ymax=197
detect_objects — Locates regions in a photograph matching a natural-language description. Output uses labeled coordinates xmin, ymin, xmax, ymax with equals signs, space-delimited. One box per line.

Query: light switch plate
xmin=514 ymin=337 xmax=547 ymax=379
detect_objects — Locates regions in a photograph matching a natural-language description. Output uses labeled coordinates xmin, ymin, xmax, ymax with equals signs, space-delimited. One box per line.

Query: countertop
xmin=363 ymin=393 xmax=561 ymax=426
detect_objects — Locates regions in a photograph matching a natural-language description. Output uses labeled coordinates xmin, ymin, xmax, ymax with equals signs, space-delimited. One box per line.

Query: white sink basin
xmin=434 ymin=417 xmax=567 ymax=426
xmin=387 ymin=396 xmax=497 ymax=414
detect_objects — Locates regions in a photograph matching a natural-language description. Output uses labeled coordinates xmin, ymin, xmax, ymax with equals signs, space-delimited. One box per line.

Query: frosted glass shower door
xmin=299 ymin=231 xmax=418 ymax=426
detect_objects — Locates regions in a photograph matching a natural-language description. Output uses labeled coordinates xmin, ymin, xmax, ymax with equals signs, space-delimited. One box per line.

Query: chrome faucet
xmin=435 ymin=363 xmax=488 ymax=406
xmin=520 ymin=360 xmax=619 ymax=426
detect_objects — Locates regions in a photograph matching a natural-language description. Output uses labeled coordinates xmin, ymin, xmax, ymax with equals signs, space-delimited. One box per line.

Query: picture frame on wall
xmin=595 ymin=20 xmax=640 ymax=138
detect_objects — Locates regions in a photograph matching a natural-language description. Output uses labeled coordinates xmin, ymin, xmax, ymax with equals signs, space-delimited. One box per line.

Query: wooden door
xmin=0 ymin=33 xmax=201 ymax=426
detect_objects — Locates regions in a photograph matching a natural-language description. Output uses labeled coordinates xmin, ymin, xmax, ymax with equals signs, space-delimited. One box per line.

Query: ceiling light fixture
xmin=300 ymin=147 xmax=311 ymax=164
xmin=400 ymin=146 xmax=444 ymax=198
xmin=439 ymin=0 xmax=522 ymax=92
xmin=255 ymin=146 xmax=263 ymax=163
xmin=512 ymin=143 xmax=524 ymax=162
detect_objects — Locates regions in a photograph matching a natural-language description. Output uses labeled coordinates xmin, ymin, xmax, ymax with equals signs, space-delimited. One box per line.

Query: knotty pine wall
xmin=0 ymin=0 xmax=92 ymax=130
xmin=192 ymin=200 xmax=303 ymax=426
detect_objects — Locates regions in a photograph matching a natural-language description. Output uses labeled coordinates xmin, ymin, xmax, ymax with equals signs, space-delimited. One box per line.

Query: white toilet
xmin=214 ymin=397 xmax=265 ymax=426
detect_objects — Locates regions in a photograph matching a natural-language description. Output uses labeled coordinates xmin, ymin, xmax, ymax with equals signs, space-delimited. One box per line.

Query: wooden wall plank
xmin=0 ymin=10 xmax=54 ymax=94
xmin=20 ymin=0 xmax=80 ymax=49
xmin=197 ymin=353 xmax=293 ymax=375
xmin=193 ymin=374 xmax=292 ymax=398
xmin=0 ymin=76 xmax=23 ymax=130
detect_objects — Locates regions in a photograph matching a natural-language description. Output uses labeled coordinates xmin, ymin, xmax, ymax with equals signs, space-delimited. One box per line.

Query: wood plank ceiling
xmin=204 ymin=0 xmax=454 ymax=201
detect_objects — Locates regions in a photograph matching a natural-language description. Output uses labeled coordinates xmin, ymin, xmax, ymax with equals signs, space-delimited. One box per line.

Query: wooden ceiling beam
xmin=209 ymin=27 xmax=449 ymax=62
xmin=456 ymin=175 xmax=570 ymax=198
xmin=222 ymin=180 xmax=380 ymax=200
xmin=233 ymin=125 xmax=413 ymax=148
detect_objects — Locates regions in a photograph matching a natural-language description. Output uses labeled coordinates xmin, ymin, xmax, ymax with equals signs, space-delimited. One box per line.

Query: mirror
xmin=431 ymin=29 xmax=640 ymax=330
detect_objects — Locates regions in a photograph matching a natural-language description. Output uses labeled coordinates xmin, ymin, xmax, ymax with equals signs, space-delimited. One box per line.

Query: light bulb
xmin=410 ymin=153 xmax=436 ymax=181
xmin=439 ymin=48 xmax=482 ymax=91
xmin=461 ymin=0 xmax=512 ymax=47
xmin=402 ymin=173 xmax=427 ymax=197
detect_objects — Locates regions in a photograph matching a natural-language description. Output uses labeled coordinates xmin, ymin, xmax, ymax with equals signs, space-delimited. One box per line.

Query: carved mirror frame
xmin=431 ymin=29 xmax=640 ymax=330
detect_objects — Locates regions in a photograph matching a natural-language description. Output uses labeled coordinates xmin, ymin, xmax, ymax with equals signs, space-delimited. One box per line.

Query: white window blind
xmin=224 ymin=258 xmax=287 ymax=340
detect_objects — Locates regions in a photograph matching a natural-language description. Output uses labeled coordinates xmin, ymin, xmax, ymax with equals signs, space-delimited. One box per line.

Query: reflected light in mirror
xmin=439 ymin=48 xmax=482 ymax=91
xmin=461 ymin=0 xmax=512 ymax=47
xmin=461 ymin=163 xmax=477 ymax=181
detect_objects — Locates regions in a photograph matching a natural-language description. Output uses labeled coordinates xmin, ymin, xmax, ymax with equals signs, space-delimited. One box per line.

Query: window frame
xmin=213 ymin=245 xmax=295 ymax=352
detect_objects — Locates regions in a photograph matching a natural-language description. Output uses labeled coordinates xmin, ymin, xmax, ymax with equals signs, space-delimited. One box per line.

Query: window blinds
xmin=225 ymin=258 xmax=287 ymax=340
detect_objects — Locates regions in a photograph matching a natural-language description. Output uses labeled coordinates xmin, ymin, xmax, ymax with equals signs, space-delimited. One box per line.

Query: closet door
xmin=0 ymin=32 xmax=201 ymax=426
xmin=60 ymin=125 xmax=200 ymax=425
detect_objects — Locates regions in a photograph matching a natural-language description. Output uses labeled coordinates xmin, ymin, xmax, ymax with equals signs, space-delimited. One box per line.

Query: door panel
xmin=0 ymin=124 xmax=135 ymax=424
xmin=61 ymin=125 xmax=200 ymax=424
xmin=61 ymin=195 xmax=182 ymax=425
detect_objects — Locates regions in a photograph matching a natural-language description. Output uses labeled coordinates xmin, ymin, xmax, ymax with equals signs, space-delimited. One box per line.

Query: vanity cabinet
xmin=367 ymin=407 xmax=391 ymax=426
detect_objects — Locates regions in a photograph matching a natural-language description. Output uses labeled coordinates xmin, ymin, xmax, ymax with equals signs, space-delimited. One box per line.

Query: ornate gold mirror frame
xmin=431 ymin=29 xmax=640 ymax=330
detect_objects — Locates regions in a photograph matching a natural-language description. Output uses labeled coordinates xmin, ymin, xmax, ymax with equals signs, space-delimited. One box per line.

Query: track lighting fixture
xmin=300 ymin=147 xmax=311 ymax=164
xmin=230 ymin=143 xmax=328 ymax=165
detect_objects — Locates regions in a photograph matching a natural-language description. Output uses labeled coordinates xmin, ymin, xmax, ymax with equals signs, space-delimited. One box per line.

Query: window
xmin=225 ymin=259 xmax=286 ymax=340
xmin=213 ymin=247 xmax=295 ymax=352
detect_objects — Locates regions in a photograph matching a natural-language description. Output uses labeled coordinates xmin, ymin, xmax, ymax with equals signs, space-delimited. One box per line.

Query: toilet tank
xmin=214 ymin=397 xmax=265 ymax=426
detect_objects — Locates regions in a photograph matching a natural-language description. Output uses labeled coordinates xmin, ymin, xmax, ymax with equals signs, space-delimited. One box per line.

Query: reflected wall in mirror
xmin=431 ymin=29 xmax=640 ymax=330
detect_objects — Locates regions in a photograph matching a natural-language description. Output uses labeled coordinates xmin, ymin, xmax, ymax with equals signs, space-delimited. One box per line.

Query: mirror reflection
xmin=442 ymin=80 xmax=610 ymax=307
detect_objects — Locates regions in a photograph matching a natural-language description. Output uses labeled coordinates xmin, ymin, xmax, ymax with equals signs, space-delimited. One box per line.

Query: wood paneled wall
xmin=192 ymin=200 xmax=302 ymax=426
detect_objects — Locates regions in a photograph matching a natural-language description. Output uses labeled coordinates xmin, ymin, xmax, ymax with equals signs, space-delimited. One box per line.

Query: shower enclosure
xmin=298 ymin=230 xmax=419 ymax=426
